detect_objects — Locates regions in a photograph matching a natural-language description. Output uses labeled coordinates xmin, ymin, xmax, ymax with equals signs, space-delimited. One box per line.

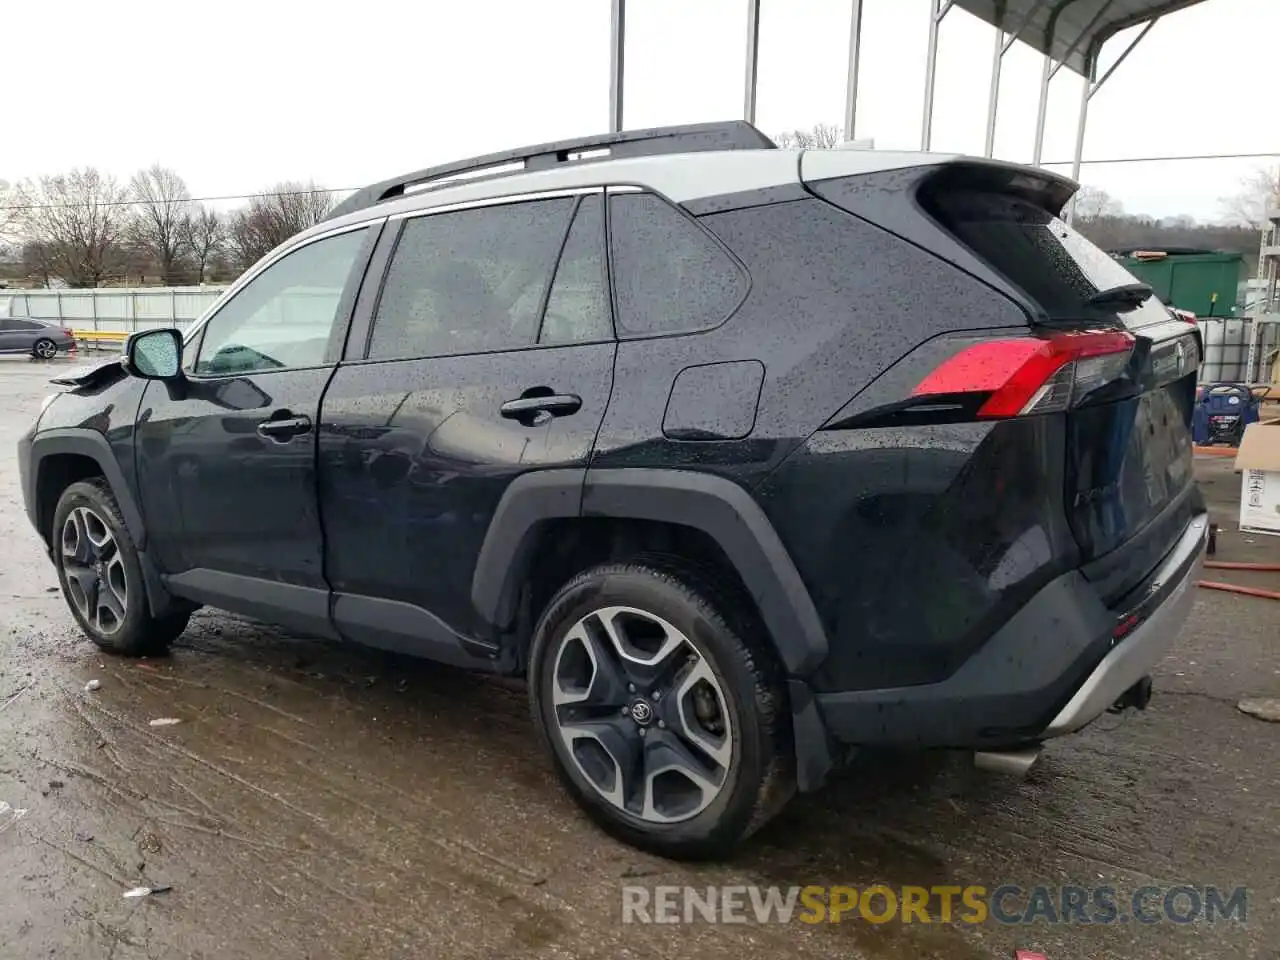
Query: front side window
xmin=194 ymin=227 xmax=370 ymax=376
xmin=609 ymin=192 xmax=746 ymax=338
xmin=539 ymin=195 xmax=612 ymax=345
xmin=368 ymin=197 xmax=575 ymax=361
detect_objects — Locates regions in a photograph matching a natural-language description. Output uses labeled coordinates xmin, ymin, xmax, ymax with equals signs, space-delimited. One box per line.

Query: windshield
xmin=925 ymin=189 xmax=1172 ymax=329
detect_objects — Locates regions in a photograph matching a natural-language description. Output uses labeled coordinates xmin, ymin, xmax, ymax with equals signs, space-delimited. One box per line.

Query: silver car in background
xmin=0 ymin=316 xmax=76 ymax=358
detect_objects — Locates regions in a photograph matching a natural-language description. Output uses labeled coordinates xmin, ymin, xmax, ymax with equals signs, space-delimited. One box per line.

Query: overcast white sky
xmin=4 ymin=0 xmax=1276 ymax=221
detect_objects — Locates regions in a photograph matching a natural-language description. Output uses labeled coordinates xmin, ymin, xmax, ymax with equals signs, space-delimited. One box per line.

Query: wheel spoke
xmin=640 ymin=728 xmax=723 ymax=823
xmin=558 ymin=716 xmax=644 ymax=811
xmin=63 ymin=564 xmax=96 ymax=620
xmin=61 ymin=509 xmax=94 ymax=565
xmin=95 ymin=580 xmax=126 ymax=632
xmin=552 ymin=621 xmax=630 ymax=711
xmin=99 ymin=555 xmax=128 ymax=630
xmin=594 ymin=606 xmax=687 ymax=689
xmin=81 ymin=509 xmax=114 ymax=555
xmin=671 ymin=657 xmax=733 ymax=771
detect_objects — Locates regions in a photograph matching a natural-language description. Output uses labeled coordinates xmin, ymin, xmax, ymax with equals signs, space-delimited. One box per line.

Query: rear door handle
xmin=257 ymin=413 xmax=312 ymax=441
xmin=500 ymin=394 xmax=582 ymax=421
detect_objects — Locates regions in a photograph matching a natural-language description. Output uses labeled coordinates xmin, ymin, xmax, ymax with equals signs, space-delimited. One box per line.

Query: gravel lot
xmin=1 ymin=356 xmax=1277 ymax=959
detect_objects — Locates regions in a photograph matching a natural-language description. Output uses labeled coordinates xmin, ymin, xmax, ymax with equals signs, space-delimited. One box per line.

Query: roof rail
xmin=325 ymin=120 xmax=776 ymax=221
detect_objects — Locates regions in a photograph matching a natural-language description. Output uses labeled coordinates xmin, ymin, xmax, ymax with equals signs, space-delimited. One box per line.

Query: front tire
xmin=52 ymin=479 xmax=189 ymax=656
xmin=32 ymin=338 xmax=58 ymax=359
xmin=528 ymin=558 xmax=794 ymax=859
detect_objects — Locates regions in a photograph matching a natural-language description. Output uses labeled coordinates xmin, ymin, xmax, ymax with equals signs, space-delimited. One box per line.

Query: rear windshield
xmin=924 ymin=189 xmax=1171 ymax=329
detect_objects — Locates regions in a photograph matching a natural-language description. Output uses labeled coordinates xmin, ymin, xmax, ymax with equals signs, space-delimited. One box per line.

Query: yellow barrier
xmin=71 ymin=330 xmax=128 ymax=342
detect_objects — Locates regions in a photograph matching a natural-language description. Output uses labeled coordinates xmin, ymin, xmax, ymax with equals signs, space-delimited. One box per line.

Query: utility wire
xmin=0 ymin=186 xmax=356 ymax=213
xmin=1 ymin=150 xmax=1277 ymax=213
xmin=1042 ymin=150 xmax=1280 ymax=166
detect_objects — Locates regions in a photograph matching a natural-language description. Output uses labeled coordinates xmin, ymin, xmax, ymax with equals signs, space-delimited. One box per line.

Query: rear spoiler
xmin=800 ymin=151 xmax=1078 ymax=217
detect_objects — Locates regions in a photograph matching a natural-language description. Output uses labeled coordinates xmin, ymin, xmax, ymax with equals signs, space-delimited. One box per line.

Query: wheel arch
xmin=28 ymin=429 xmax=185 ymax=620
xmin=470 ymin=467 xmax=829 ymax=679
xmin=30 ymin=429 xmax=146 ymax=549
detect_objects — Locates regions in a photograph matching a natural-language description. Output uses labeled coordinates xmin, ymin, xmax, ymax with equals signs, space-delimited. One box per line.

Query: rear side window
xmin=370 ymin=197 xmax=575 ymax=360
xmin=608 ymin=192 xmax=745 ymax=338
xmin=923 ymin=190 xmax=1169 ymax=328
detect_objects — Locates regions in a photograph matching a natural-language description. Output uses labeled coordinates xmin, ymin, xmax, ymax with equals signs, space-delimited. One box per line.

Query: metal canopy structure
xmin=606 ymin=0 xmax=1213 ymax=219
xmin=952 ymin=0 xmax=1209 ymax=74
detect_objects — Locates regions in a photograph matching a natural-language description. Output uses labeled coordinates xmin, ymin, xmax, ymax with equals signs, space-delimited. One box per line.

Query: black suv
xmin=18 ymin=122 xmax=1207 ymax=858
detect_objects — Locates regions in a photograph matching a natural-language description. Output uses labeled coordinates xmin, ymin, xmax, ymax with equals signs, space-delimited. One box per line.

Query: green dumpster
xmin=1112 ymin=249 xmax=1244 ymax=317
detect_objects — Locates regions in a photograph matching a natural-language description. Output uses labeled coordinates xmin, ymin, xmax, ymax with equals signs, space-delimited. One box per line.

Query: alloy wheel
xmin=61 ymin=507 xmax=128 ymax=636
xmin=550 ymin=605 xmax=733 ymax=823
xmin=35 ymin=339 xmax=57 ymax=359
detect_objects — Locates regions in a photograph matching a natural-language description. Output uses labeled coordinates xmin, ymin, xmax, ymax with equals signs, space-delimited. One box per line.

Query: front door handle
xmin=257 ymin=413 xmax=312 ymax=441
xmin=500 ymin=393 xmax=582 ymax=423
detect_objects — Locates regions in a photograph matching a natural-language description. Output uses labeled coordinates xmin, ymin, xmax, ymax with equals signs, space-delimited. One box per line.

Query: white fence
xmin=1 ymin=286 xmax=230 ymax=333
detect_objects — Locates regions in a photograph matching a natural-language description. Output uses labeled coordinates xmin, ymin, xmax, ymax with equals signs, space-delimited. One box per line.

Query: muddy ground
xmin=1 ymin=356 xmax=1277 ymax=960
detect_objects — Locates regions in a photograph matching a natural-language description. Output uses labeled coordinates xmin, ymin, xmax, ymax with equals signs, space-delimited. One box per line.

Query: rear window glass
xmin=924 ymin=190 xmax=1170 ymax=329
xmin=609 ymin=193 xmax=746 ymax=337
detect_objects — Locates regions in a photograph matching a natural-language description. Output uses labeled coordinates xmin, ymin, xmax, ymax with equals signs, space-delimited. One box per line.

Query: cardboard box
xmin=1234 ymin=423 xmax=1280 ymax=536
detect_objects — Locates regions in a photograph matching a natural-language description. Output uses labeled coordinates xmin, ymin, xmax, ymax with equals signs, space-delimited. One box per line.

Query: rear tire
xmin=32 ymin=338 xmax=57 ymax=360
xmin=528 ymin=557 xmax=794 ymax=859
xmin=52 ymin=479 xmax=189 ymax=656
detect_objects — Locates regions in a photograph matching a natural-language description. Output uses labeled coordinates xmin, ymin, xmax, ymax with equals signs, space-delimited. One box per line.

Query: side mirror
xmin=124 ymin=328 xmax=184 ymax=380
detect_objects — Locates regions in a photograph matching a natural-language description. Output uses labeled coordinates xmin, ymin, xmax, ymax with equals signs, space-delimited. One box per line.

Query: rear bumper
xmin=1043 ymin=512 xmax=1205 ymax=735
xmin=812 ymin=511 xmax=1207 ymax=751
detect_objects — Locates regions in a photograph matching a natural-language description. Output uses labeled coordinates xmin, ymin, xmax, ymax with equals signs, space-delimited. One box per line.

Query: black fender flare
xmin=470 ymin=467 xmax=829 ymax=678
xmin=27 ymin=428 xmax=181 ymax=619
xmin=28 ymin=429 xmax=147 ymax=548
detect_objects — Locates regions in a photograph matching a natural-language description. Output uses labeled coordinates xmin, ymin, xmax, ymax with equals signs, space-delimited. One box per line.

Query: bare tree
xmin=127 ymin=165 xmax=193 ymax=284
xmin=228 ymin=181 xmax=335 ymax=270
xmin=182 ymin=205 xmax=227 ymax=282
xmin=0 ymin=179 xmax=18 ymax=245
xmin=12 ymin=169 xmax=128 ymax=287
xmin=774 ymin=122 xmax=842 ymax=149
xmin=1073 ymin=185 xmax=1126 ymax=221
xmin=1219 ymin=166 xmax=1280 ymax=229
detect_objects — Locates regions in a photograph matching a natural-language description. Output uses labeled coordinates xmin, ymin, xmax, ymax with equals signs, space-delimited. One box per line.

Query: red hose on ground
xmin=1204 ymin=561 xmax=1280 ymax=571
xmin=1197 ymin=580 xmax=1280 ymax=601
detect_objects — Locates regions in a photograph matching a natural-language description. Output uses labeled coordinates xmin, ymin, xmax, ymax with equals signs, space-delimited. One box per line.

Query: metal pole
xmin=1064 ymin=75 xmax=1091 ymax=224
xmin=744 ymin=0 xmax=761 ymax=124
xmin=843 ymin=0 xmax=864 ymax=142
xmin=609 ymin=0 xmax=626 ymax=132
xmin=1031 ymin=53 xmax=1052 ymax=165
xmin=1092 ymin=17 xmax=1159 ymax=93
xmin=983 ymin=26 xmax=1004 ymax=157
xmin=1063 ymin=17 xmax=1159 ymax=223
xmin=920 ymin=0 xmax=943 ymax=150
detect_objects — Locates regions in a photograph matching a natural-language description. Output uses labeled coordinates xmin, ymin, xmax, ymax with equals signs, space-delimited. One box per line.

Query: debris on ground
xmin=73 ymin=830 xmax=93 ymax=843
xmin=0 ymin=801 xmax=29 ymax=834
xmin=1238 ymin=698 xmax=1280 ymax=723
xmin=148 ymin=717 xmax=181 ymax=727
xmin=620 ymin=863 xmax=659 ymax=879
xmin=83 ymin=679 xmax=101 ymax=692
xmin=123 ymin=885 xmax=172 ymax=899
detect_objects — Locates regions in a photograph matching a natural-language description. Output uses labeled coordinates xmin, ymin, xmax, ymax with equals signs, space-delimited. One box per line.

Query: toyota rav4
xmin=18 ymin=121 xmax=1207 ymax=858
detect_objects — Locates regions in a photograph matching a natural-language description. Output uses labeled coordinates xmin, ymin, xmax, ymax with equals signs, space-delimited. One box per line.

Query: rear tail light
xmin=911 ymin=330 xmax=1134 ymax=418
